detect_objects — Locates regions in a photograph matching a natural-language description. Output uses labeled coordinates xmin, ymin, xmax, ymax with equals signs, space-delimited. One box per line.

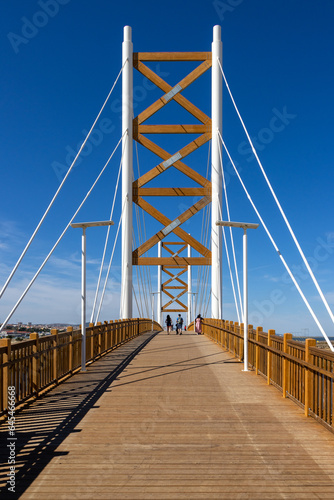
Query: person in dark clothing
xmin=165 ymin=314 xmax=172 ymax=334
xmin=176 ymin=314 xmax=184 ymax=335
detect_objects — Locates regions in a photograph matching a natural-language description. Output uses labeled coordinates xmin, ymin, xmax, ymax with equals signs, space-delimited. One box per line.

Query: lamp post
xmin=157 ymin=241 xmax=162 ymax=326
xmin=71 ymin=220 xmax=114 ymax=372
xmin=216 ymin=221 xmax=259 ymax=371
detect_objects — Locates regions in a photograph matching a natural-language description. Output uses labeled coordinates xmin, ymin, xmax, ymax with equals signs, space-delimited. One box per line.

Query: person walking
xmin=176 ymin=314 xmax=184 ymax=335
xmin=195 ymin=314 xmax=203 ymax=335
xmin=165 ymin=314 xmax=172 ymax=334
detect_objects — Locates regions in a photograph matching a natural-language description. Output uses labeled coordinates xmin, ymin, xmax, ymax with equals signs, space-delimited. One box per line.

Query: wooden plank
xmin=4 ymin=333 xmax=334 ymax=498
xmin=138 ymin=124 xmax=208 ymax=134
xmin=163 ymin=277 xmax=187 ymax=288
xmin=0 ymin=339 xmax=11 ymax=411
xmin=134 ymin=51 xmax=212 ymax=61
xmin=162 ymin=242 xmax=189 ymax=246
xmin=173 ymin=92 xmax=211 ymax=124
xmin=163 ymin=242 xmax=187 ymax=250
xmin=162 ymin=266 xmax=185 ymax=273
xmin=133 ymin=134 xmax=210 ymax=188
xmin=162 ymin=268 xmax=187 ymax=282
xmin=133 ymin=61 xmax=171 ymax=92
xmin=134 ymin=63 xmax=211 ymax=125
xmin=163 ymin=286 xmax=187 ymax=290
xmin=177 ymin=133 xmax=211 ymax=159
xmin=30 ymin=333 xmax=40 ymax=397
xmin=163 ymin=299 xmax=188 ymax=310
xmin=177 ymin=196 xmax=211 ymax=224
xmin=163 ymin=281 xmax=187 ymax=289
xmin=134 ymin=257 xmax=211 ymax=265
xmin=137 ymin=61 xmax=211 ymax=104
xmin=177 ymin=60 xmax=212 ymax=90
xmin=163 ymin=289 xmax=184 ymax=301
xmin=164 ymin=244 xmax=187 ymax=256
xmin=135 ymin=98 xmax=166 ymax=126
xmin=162 ymin=307 xmax=188 ymax=312
xmin=163 ymin=275 xmax=187 ymax=284
xmin=163 ymin=293 xmax=188 ymax=308
xmin=135 ymin=197 xmax=211 ymax=257
xmin=133 ymin=196 xmax=211 ymax=257
xmin=135 ymin=132 xmax=171 ymax=160
xmin=163 ymin=270 xmax=187 ymax=280
xmin=166 ymin=265 xmax=204 ymax=269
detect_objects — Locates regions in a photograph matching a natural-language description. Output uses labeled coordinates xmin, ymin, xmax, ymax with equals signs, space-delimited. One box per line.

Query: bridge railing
xmin=0 ymin=318 xmax=161 ymax=418
xmin=203 ymin=318 xmax=334 ymax=431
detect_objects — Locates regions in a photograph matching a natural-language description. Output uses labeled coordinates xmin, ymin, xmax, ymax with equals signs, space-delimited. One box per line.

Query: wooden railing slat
xmin=202 ymin=318 xmax=334 ymax=431
xmin=0 ymin=318 xmax=160 ymax=418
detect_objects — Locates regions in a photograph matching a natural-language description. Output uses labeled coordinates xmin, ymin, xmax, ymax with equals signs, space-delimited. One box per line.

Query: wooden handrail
xmin=0 ymin=318 xmax=161 ymax=418
xmin=202 ymin=318 xmax=334 ymax=432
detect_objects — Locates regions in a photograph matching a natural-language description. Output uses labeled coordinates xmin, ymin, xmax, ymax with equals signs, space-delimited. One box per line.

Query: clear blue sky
xmin=1 ymin=0 xmax=334 ymax=337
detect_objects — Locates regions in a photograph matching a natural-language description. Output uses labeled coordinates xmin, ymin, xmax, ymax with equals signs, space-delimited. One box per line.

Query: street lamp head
xmin=70 ymin=220 xmax=114 ymax=229
xmin=216 ymin=220 xmax=259 ymax=230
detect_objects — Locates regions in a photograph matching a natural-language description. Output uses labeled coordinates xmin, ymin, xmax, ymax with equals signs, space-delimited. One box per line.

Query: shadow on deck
xmin=0 ymin=331 xmax=158 ymax=499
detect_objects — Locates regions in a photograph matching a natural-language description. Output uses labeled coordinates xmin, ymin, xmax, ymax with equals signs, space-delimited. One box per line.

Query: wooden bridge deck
xmin=1 ymin=330 xmax=334 ymax=499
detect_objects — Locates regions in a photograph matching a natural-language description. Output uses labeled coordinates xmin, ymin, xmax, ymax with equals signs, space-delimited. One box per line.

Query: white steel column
xmin=187 ymin=243 xmax=192 ymax=326
xmin=81 ymin=228 xmax=86 ymax=372
xmin=121 ymin=25 xmax=133 ymax=319
xmin=151 ymin=293 xmax=154 ymax=331
xmin=243 ymin=228 xmax=249 ymax=371
xmin=157 ymin=241 xmax=162 ymax=326
xmin=211 ymin=25 xmax=223 ymax=319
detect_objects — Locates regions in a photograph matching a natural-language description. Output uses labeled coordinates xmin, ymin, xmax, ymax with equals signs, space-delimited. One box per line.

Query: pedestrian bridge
xmin=1 ymin=320 xmax=334 ymax=499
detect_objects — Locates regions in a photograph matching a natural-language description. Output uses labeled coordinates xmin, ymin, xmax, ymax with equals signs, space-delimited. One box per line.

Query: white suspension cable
xmin=216 ymin=192 xmax=242 ymax=322
xmin=0 ymin=134 xmax=124 ymax=332
xmin=132 ymin=229 xmax=149 ymax=318
xmin=132 ymin=284 xmax=142 ymax=318
xmin=142 ymin=213 xmax=153 ymax=311
xmin=219 ymin=61 xmax=334 ymax=328
xmin=217 ymin=134 xmax=243 ymax=318
xmin=196 ymin=211 xmax=206 ymax=313
xmin=220 ymin=132 xmax=334 ymax=351
xmin=95 ymin=198 xmax=125 ymax=324
xmin=133 ymin=209 xmax=149 ymax=316
xmin=196 ymin=204 xmax=206 ymax=312
xmin=195 ymin=143 xmax=211 ymax=315
xmin=204 ymin=288 xmax=211 ymax=318
xmin=199 ymin=206 xmax=212 ymax=317
xmin=134 ymin=140 xmax=152 ymax=316
xmin=90 ymin=136 xmax=126 ymax=323
xmin=0 ymin=63 xmax=126 ymax=301
xmin=196 ymin=205 xmax=210 ymax=315
xmin=134 ymin=259 xmax=145 ymax=319
xmin=132 ymin=227 xmax=147 ymax=317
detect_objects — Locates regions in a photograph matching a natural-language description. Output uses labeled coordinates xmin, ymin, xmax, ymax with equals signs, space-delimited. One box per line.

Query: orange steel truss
xmin=132 ymin=51 xmax=212 ymax=313
xmin=161 ymin=242 xmax=188 ymax=313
